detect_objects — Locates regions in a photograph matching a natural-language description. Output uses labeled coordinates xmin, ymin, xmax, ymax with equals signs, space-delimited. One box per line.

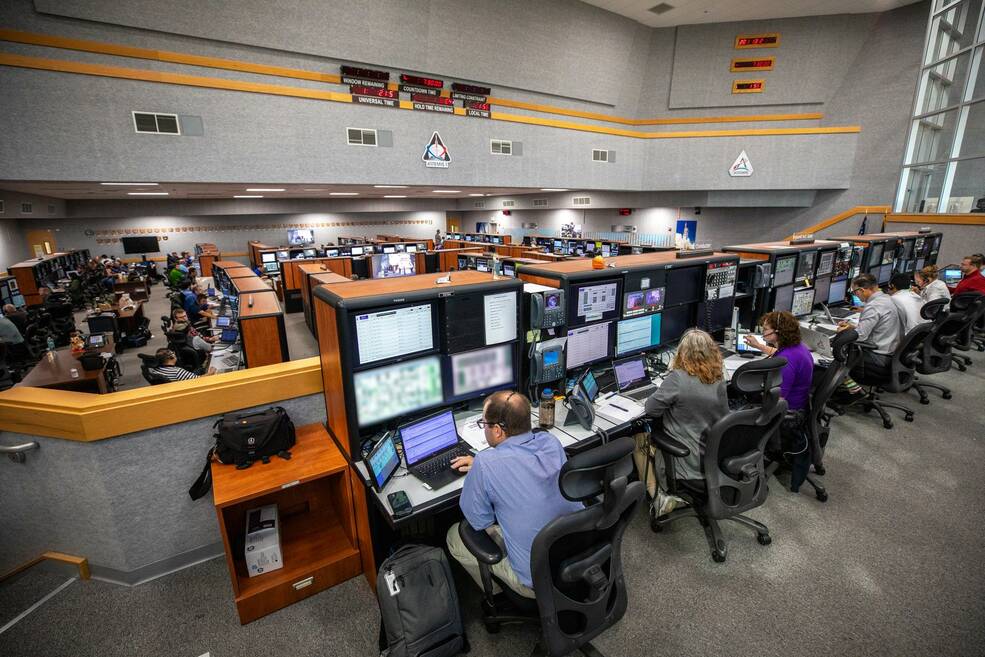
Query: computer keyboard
xmin=415 ymin=447 xmax=471 ymax=477
xmin=719 ymin=347 xmax=736 ymax=358
xmin=623 ymin=387 xmax=655 ymax=402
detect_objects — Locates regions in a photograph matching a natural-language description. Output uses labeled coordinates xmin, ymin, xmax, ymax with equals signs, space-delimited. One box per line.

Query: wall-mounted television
xmin=287 ymin=228 xmax=314 ymax=245
xmin=121 ymin=236 xmax=160 ymax=254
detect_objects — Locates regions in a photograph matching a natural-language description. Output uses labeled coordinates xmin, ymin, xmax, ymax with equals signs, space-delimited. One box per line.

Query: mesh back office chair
xmin=848 ymin=321 xmax=926 ymax=429
xmin=166 ymin=332 xmax=206 ymax=373
xmin=948 ymin=292 xmax=985 ymax=369
xmin=908 ymin=298 xmax=954 ymax=403
xmin=137 ymin=353 xmax=171 ymax=386
xmin=650 ymin=358 xmax=788 ymax=562
xmin=0 ymin=343 xmax=16 ymax=390
xmin=457 ymin=436 xmax=643 ymax=657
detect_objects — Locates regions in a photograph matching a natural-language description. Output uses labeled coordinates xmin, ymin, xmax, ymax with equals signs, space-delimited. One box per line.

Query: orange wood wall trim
xmin=0 ymin=28 xmax=824 ymax=128
xmin=887 ymin=213 xmax=985 ymax=226
xmin=786 ymin=205 xmax=892 ymax=239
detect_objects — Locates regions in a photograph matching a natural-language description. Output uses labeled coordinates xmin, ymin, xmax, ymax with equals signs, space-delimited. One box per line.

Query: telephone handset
xmin=530 ymin=289 xmax=565 ymax=329
xmin=753 ymin=262 xmax=772 ymax=289
xmin=531 ymin=337 xmax=566 ymax=385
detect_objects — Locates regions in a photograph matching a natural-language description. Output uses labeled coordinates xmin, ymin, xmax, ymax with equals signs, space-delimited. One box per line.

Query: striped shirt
xmin=150 ymin=365 xmax=199 ymax=382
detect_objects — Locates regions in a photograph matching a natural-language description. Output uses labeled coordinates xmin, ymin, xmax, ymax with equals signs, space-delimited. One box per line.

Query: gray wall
xmin=0 ymin=191 xmax=68 ymax=265
xmin=0 ymin=393 xmax=326 ymax=581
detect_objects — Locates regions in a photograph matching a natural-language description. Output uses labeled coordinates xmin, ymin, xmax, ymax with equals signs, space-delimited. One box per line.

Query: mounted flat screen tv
xmin=121 ymin=236 xmax=160 ymax=254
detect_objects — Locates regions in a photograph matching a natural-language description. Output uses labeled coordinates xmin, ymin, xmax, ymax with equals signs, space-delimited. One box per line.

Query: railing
xmin=784 ymin=205 xmax=891 ymax=240
xmin=0 ymin=441 xmax=39 ymax=463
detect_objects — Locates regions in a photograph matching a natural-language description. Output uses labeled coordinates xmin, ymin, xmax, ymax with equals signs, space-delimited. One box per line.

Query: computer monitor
xmin=10 ymin=293 xmax=24 ymax=308
xmin=877 ymin=263 xmax=893 ymax=285
xmin=353 ymin=302 xmax=436 ymax=366
xmin=353 ymin=356 xmax=444 ymax=427
xmin=475 ymin=258 xmax=490 ymax=273
xmin=613 ymin=355 xmax=647 ymax=391
xmin=774 ymin=255 xmax=797 ymax=287
xmin=406 ymin=244 xmax=418 ymax=253
xmin=943 ymin=267 xmax=962 ymax=285
xmin=568 ymin=279 xmax=622 ymax=326
xmin=383 ymin=246 xmax=396 ymax=254
xmin=220 ymin=327 xmax=240 ymax=343
xmin=502 ymin=263 xmax=516 ymax=278
xmin=796 ymin=251 xmax=816 ymax=281
xmin=791 ymin=287 xmax=815 ymax=317
xmin=660 ymin=304 xmax=690 ymax=344
xmin=216 ymin=316 xmax=232 ymax=327
xmin=773 ymin=284 xmax=794 ymax=313
xmin=867 ymin=243 xmax=884 ymax=269
xmin=446 ymin=344 xmax=514 ymax=400
xmin=259 ymin=253 xmax=275 ymax=264
xmin=816 ymin=251 xmax=835 ymax=277
xmin=276 ymin=250 xmax=289 ymax=260
xmin=86 ymin=333 xmax=106 ymax=348
xmin=813 ymin=277 xmax=831 ymax=309
xmin=399 ymin=409 xmax=459 ymax=467
xmin=601 ymin=245 xmax=611 ymax=258
xmin=881 ymin=246 xmax=894 ymax=265
xmin=326 ymin=248 xmax=339 ymax=257
xmin=566 ymin=322 xmax=613 ymax=370
xmin=287 ymin=228 xmax=314 ymax=245
xmin=665 ymin=266 xmax=703 ymax=306
xmin=622 ymin=287 xmax=665 ymax=318
xmin=915 ymin=258 xmax=925 ymax=271
xmin=900 ymin=240 xmax=914 ymax=261
xmin=303 ymin=248 xmax=316 ymax=257
xmin=371 ymin=252 xmax=417 ymax=279
xmin=827 ymin=277 xmax=848 ymax=305
xmin=351 ymin=246 xmax=365 ymax=256
xmin=615 ymin=313 xmax=662 ymax=356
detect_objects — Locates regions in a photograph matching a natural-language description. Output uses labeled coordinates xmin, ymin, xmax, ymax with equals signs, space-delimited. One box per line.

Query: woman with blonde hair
xmin=913 ymin=264 xmax=950 ymax=303
xmin=642 ymin=329 xmax=729 ymax=514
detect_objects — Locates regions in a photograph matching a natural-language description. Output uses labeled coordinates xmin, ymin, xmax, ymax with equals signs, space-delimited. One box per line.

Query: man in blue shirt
xmin=446 ymin=391 xmax=581 ymax=598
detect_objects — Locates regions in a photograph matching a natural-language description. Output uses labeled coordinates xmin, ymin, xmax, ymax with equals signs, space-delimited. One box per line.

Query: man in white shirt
xmin=888 ymin=274 xmax=926 ymax=333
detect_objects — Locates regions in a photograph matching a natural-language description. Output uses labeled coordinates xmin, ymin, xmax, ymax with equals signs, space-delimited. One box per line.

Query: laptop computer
xmin=612 ymin=355 xmax=657 ymax=402
xmin=400 ymin=409 xmax=473 ymax=490
xmin=801 ymin=326 xmax=834 ymax=359
xmin=219 ymin=327 xmax=239 ymax=344
xmin=215 ymin=316 xmax=232 ymax=328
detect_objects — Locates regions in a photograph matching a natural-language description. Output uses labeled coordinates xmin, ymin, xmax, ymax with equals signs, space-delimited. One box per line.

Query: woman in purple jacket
xmin=744 ymin=311 xmax=814 ymax=490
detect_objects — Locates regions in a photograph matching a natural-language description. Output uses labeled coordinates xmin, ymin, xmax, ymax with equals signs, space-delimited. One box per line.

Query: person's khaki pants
xmin=446 ymin=523 xmax=536 ymax=599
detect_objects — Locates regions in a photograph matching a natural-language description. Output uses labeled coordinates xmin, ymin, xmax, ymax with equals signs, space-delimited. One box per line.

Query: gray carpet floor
xmin=2 ymin=351 xmax=983 ymax=656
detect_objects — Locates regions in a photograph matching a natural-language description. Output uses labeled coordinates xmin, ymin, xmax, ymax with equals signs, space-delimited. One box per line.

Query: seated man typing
xmin=446 ymin=391 xmax=581 ymax=598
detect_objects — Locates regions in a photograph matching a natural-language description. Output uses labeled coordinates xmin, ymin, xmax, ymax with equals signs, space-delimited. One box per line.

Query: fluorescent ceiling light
xmin=540 ymin=188 xmax=568 ymax=192
xmin=245 ymin=188 xmax=285 ymax=192
xmin=329 ymin=192 xmax=359 ymax=196
xmin=468 ymin=193 xmax=485 ymax=197
xmin=127 ymin=192 xmax=169 ymax=196
xmin=432 ymin=190 xmax=461 ymax=193
xmin=101 ymin=182 xmax=158 ymax=186
xmin=374 ymin=185 xmax=409 ymax=188
xmin=303 ymin=188 xmax=328 ymax=191
xmin=234 ymin=195 xmax=263 ymax=198
xmin=383 ymin=195 xmax=407 ymax=198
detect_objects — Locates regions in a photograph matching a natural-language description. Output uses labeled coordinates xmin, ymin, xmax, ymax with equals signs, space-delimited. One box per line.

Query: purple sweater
xmin=775 ymin=342 xmax=814 ymax=411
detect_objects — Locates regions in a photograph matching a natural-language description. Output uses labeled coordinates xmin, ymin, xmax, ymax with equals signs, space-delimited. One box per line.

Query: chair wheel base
xmin=883 ymin=420 xmax=893 ymax=429
xmin=816 ymin=491 xmax=829 ymax=502
xmin=757 ymin=533 xmax=772 ymax=546
xmin=814 ymin=465 xmax=826 ymax=476
xmin=904 ymin=413 xmax=914 ymax=422
xmin=943 ymin=392 xmax=953 ymax=399
xmin=712 ymin=550 xmax=727 ymax=563
xmin=919 ymin=397 xmax=930 ymax=405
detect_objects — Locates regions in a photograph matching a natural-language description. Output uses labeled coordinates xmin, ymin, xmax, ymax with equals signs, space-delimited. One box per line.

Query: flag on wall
xmin=858 ymin=215 xmax=868 ymax=235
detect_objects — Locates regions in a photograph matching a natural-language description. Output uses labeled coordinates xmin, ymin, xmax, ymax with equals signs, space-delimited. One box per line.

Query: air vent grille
xmin=473 ymin=201 xmax=485 ymax=208
xmin=592 ymin=149 xmax=609 ymax=162
xmin=21 ymin=202 xmax=33 ymax=214
xmin=648 ymin=3 xmax=674 ymax=15
xmin=132 ymin=111 xmax=180 ymax=134
xmin=573 ymin=196 xmax=591 ymax=206
xmin=491 ymin=139 xmax=512 ymax=155
xmin=503 ymin=200 xmax=516 ymax=207
xmin=532 ymin=198 xmax=549 ymax=208
xmin=347 ymin=128 xmax=377 ymax=146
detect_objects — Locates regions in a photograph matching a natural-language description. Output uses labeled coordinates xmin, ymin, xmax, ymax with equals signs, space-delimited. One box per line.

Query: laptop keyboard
xmin=414 ymin=446 xmax=472 ymax=478
xmin=623 ymin=386 xmax=655 ymax=402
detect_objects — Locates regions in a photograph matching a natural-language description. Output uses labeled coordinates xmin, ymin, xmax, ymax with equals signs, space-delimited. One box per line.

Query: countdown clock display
xmin=734 ymin=33 xmax=780 ymax=49
xmin=732 ymin=80 xmax=764 ymax=94
xmin=730 ymin=57 xmax=774 ymax=72
xmin=350 ymin=85 xmax=399 ymax=107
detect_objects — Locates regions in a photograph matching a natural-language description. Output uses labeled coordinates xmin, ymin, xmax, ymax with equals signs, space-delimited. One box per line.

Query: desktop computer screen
xmin=813 ymin=277 xmax=831 ymax=309
xmin=615 ymin=313 xmax=662 ymax=356
xmin=943 ymin=267 xmax=962 ymax=285
xmin=665 ymin=266 xmax=703 ymax=307
xmin=623 ymin=287 xmax=665 ymax=318
xmin=353 ymin=302 xmax=435 ymax=366
xmin=276 ymin=250 xmax=289 ymax=260
xmin=774 ymin=255 xmax=797 ymax=287
xmin=353 ymin=356 xmax=443 ymax=427
xmin=447 ymin=344 xmax=514 ymax=400
xmin=261 ymin=253 xmax=276 ymax=263
xmin=263 ymin=262 xmax=279 ymax=273
xmin=383 ymin=246 xmax=396 ymax=254
xmin=568 ymin=279 xmax=622 ymax=326
xmin=502 ymin=263 xmax=516 ymax=278
xmin=796 ymin=251 xmax=816 ymax=281
xmin=326 ymin=249 xmax=339 ymax=257
xmin=877 ymin=263 xmax=893 ymax=285
xmin=303 ymin=249 xmax=316 ymax=257
xmin=660 ymin=304 xmax=690 ymax=344
xmin=406 ymin=245 xmax=418 ymax=253
xmin=867 ymin=243 xmax=884 ymax=269
xmin=773 ymin=284 xmax=794 ymax=313
xmin=791 ymin=287 xmax=816 ymax=317
xmin=371 ymin=252 xmax=417 ymax=279
xmin=287 ymin=228 xmax=314 ymax=245
xmin=816 ymin=251 xmax=835 ymax=277
xmin=881 ymin=246 xmax=895 ymax=265
xmin=900 ymin=240 xmax=914 ymax=261
xmin=351 ymin=246 xmax=365 ymax=256
xmin=828 ymin=278 xmax=848 ymax=305
xmin=475 ymin=259 xmax=490 ymax=273
xmin=566 ymin=322 xmax=613 ymax=370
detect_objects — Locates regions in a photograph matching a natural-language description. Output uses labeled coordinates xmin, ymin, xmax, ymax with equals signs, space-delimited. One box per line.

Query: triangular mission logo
xmin=729 ymin=150 xmax=753 ymax=177
xmin=423 ymin=132 xmax=450 ymax=168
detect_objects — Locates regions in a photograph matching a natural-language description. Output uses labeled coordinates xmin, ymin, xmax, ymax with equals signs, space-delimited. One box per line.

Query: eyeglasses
xmin=475 ymin=418 xmax=504 ymax=430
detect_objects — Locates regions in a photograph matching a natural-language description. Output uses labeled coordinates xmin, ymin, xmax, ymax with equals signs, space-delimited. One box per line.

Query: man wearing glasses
xmin=445 ymin=391 xmax=581 ymax=598
xmin=838 ymin=273 xmax=905 ymax=380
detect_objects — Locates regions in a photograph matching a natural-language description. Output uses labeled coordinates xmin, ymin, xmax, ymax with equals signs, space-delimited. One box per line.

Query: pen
xmin=610 ymin=404 xmax=628 ymax=412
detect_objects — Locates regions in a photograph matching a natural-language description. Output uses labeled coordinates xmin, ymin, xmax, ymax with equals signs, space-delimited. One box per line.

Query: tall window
xmin=896 ymin=0 xmax=985 ymax=213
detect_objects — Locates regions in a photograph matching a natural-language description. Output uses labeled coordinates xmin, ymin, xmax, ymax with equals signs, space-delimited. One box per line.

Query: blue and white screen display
xmin=369 ymin=435 xmax=400 ymax=489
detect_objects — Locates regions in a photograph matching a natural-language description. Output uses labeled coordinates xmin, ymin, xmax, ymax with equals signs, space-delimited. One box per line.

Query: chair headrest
xmin=921 ymin=298 xmax=949 ymax=321
xmin=950 ymin=291 xmax=985 ymax=312
xmin=730 ymin=357 xmax=787 ymax=394
xmin=137 ymin=353 xmax=159 ymax=364
xmin=559 ymin=436 xmax=634 ymax=502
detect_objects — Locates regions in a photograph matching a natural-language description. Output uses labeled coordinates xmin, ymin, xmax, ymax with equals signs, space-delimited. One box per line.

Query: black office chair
xmin=907 ymin=298 xmax=954 ymax=404
xmin=160 ymin=315 xmax=173 ymax=335
xmin=650 ymin=358 xmax=788 ymax=562
xmin=948 ymin=292 xmax=985 ymax=369
xmin=457 ymin=436 xmax=643 ymax=657
xmin=138 ymin=353 xmax=170 ymax=386
xmin=847 ymin=323 xmax=924 ymax=429
xmin=166 ymin=334 xmax=205 ymax=373
xmin=0 ymin=343 xmax=17 ymax=390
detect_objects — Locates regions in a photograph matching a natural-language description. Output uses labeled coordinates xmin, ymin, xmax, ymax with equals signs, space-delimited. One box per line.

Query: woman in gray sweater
xmin=644 ymin=329 xmax=729 ymax=514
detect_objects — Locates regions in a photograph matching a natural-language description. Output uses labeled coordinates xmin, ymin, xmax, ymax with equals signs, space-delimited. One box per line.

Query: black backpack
xmin=188 ymin=406 xmax=296 ymax=500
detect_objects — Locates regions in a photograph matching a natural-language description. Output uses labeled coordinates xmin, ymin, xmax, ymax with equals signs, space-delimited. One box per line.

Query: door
xmin=25 ymin=229 xmax=56 ymax=257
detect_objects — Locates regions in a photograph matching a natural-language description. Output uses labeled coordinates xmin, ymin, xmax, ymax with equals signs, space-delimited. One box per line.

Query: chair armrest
xmin=458 ymin=522 xmax=504 ymax=565
xmin=856 ymin=340 xmax=878 ymax=352
xmin=650 ymin=429 xmax=690 ymax=458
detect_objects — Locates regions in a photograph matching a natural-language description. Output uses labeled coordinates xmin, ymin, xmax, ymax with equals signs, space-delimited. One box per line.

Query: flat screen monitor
xmin=915 ymin=258 xmax=925 ymax=271
xmin=601 ymin=245 xmax=611 ymax=258
xmin=568 ymin=279 xmax=622 ymax=326
xmin=261 ymin=252 xmax=276 ymax=263
xmin=353 ymin=302 xmax=435 ymax=366
xmin=371 ymin=252 xmax=416 ymax=278
xmin=446 ymin=344 xmax=514 ymax=400
xmin=383 ymin=246 xmax=396 ymax=254
xmin=10 ymin=293 xmax=24 ymax=308
xmin=660 ymin=305 xmax=690 ymax=344
xmin=791 ymin=287 xmax=815 ymax=317
xmin=121 ymin=236 xmax=160 ymax=254
xmin=877 ymin=263 xmax=893 ymax=285
xmin=796 ymin=251 xmax=816 ymax=281
xmin=566 ymin=322 xmax=613 ymax=370
xmin=263 ymin=262 xmax=279 ymax=273
xmin=406 ymin=244 xmax=418 ymax=253
xmin=816 ymin=251 xmax=835 ymax=277
xmin=584 ymin=242 xmax=595 ymax=253
xmin=354 ymin=356 xmax=443 ymax=427
xmin=615 ymin=314 xmax=662 ymax=356
xmin=303 ymin=249 xmax=316 ymax=257
xmin=623 ymin=287 xmax=665 ymax=318
xmin=665 ymin=266 xmax=703 ymax=306
xmin=502 ymin=263 xmax=516 ymax=278
xmin=351 ymin=246 xmax=365 ymax=256
xmin=696 ymin=299 xmax=733 ymax=332
xmin=288 ymin=228 xmax=314 ymax=245
xmin=881 ymin=245 xmax=895 ymax=265
xmin=773 ymin=284 xmax=794 ymax=313
xmin=900 ymin=240 xmax=914 ymax=261
xmin=828 ymin=278 xmax=848 ymax=305
xmin=943 ymin=267 xmax=962 ymax=285
xmin=475 ymin=259 xmax=490 ymax=273
xmin=774 ymin=255 xmax=797 ymax=287
xmin=867 ymin=243 xmax=884 ymax=269
xmin=276 ymin=250 xmax=289 ymax=260
xmin=326 ymin=249 xmax=339 ymax=257
xmin=813 ymin=277 xmax=831 ymax=309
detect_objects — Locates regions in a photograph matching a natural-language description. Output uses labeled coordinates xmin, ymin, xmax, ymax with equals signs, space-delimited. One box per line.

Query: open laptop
xmin=801 ymin=326 xmax=834 ymax=359
xmin=612 ymin=355 xmax=657 ymax=402
xmin=215 ymin=315 xmax=233 ymax=328
xmin=218 ymin=327 xmax=239 ymax=344
xmin=400 ymin=409 xmax=474 ymax=490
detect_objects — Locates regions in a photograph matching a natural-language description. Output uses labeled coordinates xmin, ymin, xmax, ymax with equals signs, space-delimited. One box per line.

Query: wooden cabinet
xmin=211 ymin=423 xmax=368 ymax=624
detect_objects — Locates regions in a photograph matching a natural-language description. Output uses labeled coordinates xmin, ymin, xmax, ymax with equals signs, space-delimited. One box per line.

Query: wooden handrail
xmin=0 ymin=552 xmax=90 ymax=582
xmin=785 ymin=205 xmax=891 ymax=240
xmin=886 ymin=213 xmax=985 ymax=226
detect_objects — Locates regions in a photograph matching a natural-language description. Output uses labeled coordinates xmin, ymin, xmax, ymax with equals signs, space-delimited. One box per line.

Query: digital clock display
xmin=412 ymin=94 xmax=453 ymax=106
xmin=465 ymin=101 xmax=490 ymax=111
xmin=732 ymin=80 xmax=764 ymax=94
xmin=735 ymin=33 xmax=780 ymax=49
xmin=350 ymin=86 xmax=398 ymax=99
xmin=730 ymin=57 xmax=774 ymax=72
xmin=400 ymin=74 xmax=443 ymax=88
xmin=452 ymin=82 xmax=491 ymax=95
xmin=341 ymin=65 xmax=390 ymax=81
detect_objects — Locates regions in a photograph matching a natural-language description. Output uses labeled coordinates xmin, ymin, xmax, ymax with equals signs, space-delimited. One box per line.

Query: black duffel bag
xmin=188 ymin=406 xmax=296 ymax=500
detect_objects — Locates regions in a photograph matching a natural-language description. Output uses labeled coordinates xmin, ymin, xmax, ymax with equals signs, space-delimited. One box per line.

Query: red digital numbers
xmin=465 ymin=101 xmax=490 ymax=111
xmin=401 ymin=74 xmax=444 ymax=88
xmin=412 ymin=94 xmax=453 ymax=105
xmin=351 ymin=86 xmax=397 ymax=99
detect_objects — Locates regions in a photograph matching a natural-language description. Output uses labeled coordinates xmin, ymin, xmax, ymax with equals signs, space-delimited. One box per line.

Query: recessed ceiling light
xmin=303 ymin=188 xmax=329 ymax=191
xmin=329 ymin=192 xmax=359 ymax=196
xmin=432 ymin=190 xmax=461 ymax=193
xmin=374 ymin=185 xmax=409 ymax=188
xmin=101 ymin=182 xmax=158 ymax=186
xmin=468 ymin=193 xmax=485 ymax=197
xmin=127 ymin=192 xmax=169 ymax=196
xmin=540 ymin=188 xmax=568 ymax=192
xmin=234 ymin=195 xmax=263 ymax=198
xmin=245 ymin=188 xmax=285 ymax=192
xmin=383 ymin=195 xmax=407 ymax=198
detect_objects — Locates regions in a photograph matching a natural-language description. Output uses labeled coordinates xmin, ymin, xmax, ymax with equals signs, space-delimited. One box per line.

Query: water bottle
xmin=492 ymin=253 xmax=502 ymax=280
xmin=539 ymin=388 xmax=555 ymax=429
xmin=46 ymin=335 xmax=56 ymax=362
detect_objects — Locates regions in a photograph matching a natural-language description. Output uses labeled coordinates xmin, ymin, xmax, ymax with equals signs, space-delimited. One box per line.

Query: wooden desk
xmin=112 ymin=301 xmax=145 ymax=338
xmin=238 ymin=292 xmax=289 ymax=367
xmin=280 ymin=257 xmax=352 ymax=313
xmin=17 ymin=336 xmax=115 ymax=394
xmin=299 ymin=266 xmax=351 ymax=337
xmin=212 ymin=423 xmax=366 ymax=623
xmin=232 ymin=277 xmax=275 ymax=295
xmin=114 ymin=279 xmax=151 ymax=300
xmin=225 ymin=268 xmax=256 ymax=279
